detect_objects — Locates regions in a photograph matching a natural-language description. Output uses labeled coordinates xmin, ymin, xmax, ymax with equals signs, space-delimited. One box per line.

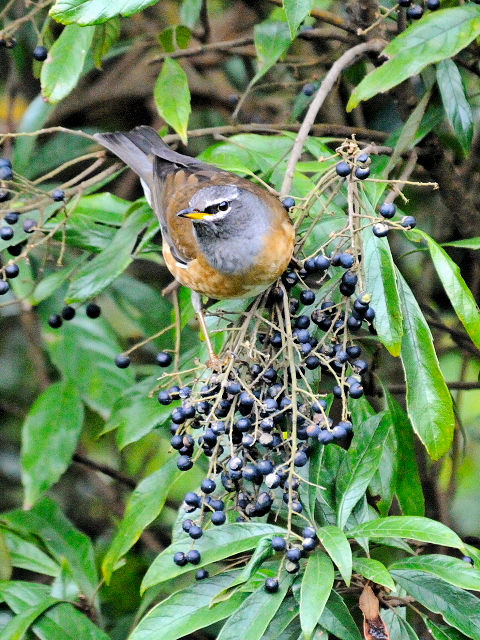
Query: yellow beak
xmin=177 ymin=207 xmax=208 ymax=220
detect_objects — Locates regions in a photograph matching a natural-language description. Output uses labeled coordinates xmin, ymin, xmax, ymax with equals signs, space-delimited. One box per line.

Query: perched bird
xmin=94 ymin=126 xmax=295 ymax=364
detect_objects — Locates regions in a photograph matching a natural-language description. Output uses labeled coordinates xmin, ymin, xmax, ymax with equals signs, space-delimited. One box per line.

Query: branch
xmin=72 ymin=453 xmax=137 ymax=489
xmin=388 ymin=381 xmax=480 ymax=394
xmin=267 ymin=0 xmax=356 ymax=33
xmin=150 ymin=36 xmax=254 ymax=62
xmin=280 ymin=39 xmax=385 ymax=196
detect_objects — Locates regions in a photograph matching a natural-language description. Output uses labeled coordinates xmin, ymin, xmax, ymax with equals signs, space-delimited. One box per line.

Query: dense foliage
xmin=0 ymin=1 xmax=480 ymax=639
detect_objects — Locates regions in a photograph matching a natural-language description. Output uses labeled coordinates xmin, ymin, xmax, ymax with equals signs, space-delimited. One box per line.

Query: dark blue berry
xmin=51 ymin=188 xmax=65 ymax=201
xmin=379 ymin=202 xmax=396 ymax=218
xmin=407 ymin=4 xmax=424 ymax=18
xmin=282 ymin=197 xmax=295 ymax=210
xmin=4 ymin=264 xmax=19 ymax=278
xmin=336 ymin=161 xmax=351 ymax=177
xmin=115 ymin=354 xmax=130 ymax=368
xmin=186 ymin=550 xmax=201 ymax=564
xmin=355 ymin=166 xmax=370 ymax=180
xmin=357 ymin=153 xmax=370 ymax=163
xmin=302 ymin=537 xmax=316 ymax=551
xmin=173 ymin=551 xmax=187 ymax=566
xmin=156 ymin=351 xmax=172 ymax=367
xmin=196 ymin=568 xmax=209 ymax=580
xmin=318 ymin=429 xmax=334 ymax=444
xmin=286 ymin=547 xmax=302 ymax=562
xmin=427 ymin=0 xmax=440 ymax=8
xmin=189 ymin=525 xmax=203 ymax=539
xmin=300 ymin=289 xmax=315 ymax=305
xmin=23 ymin=219 xmax=36 ymax=233
xmin=211 ymin=511 xmax=226 ymax=525
xmin=0 ymin=280 xmax=11 ymax=295
xmin=0 ymin=166 xmax=13 ymax=180
xmin=86 ymin=303 xmax=101 ymax=318
xmin=372 ymin=223 xmax=389 ymax=237
xmin=0 ymin=190 xmax=10 ymax=202
xmin=48 ymin=314 xmax=62 ymax=329
xmin=294 ymin=451 xmax=308 ymax=467
xmin=177 ymin=455 xmax=193 ymax=471
xmin=271 ymin=536 xmax=286 ymax=551
xmin=33 ymin=45 xmax=48 ymax=61
xmin=158 ymin=390 xmax=171 ymax=405
xmin=265 ymin=577 xmax=279 ymax=593
xmin=303 ymin=83 xmax=316 ymax=96
xmin=4 ymin=211 xmax=18 ymax=224
xmin=61 ymin=305 xmax=75 ymax=320
xmin=401 ymin=215 xmax=416 ymax=229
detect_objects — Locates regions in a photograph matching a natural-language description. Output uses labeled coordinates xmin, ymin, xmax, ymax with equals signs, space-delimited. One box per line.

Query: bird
xmin=94 ymin=126 xmax=295 ymax=366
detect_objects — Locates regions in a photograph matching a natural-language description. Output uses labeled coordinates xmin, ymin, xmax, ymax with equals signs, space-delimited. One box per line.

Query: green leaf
xmin=217 ymin=575 xmax=293 ymax=640
xmin=102 ymin=459 xmax=181 ymax=583
xmin=383 ymin=610 xmax=420 ymax=640
xmin=0 ymin=529 xmax=59 ymax=577
xmin=391 ymin=570 xmax=480 ymax=640
xmin=397 ymin=271 xmax=455 ymax=459
xmin=318 ymin=590 xmax=363 ymax=640
xmin=416 ymin=230 xmax=480 ymax=350
xmin=180 ymin=0 xmax=202 ymax=29
xmin=50 ymin=0 xmax=160 ymax=25
xmin=317 ymin=525 xmax=352 ymax=586
xmin=40 ymin=24 xmax=95 ymax=103
xmin=66 ymin=203 xmax=156 ymax=303
xmin=262 ymin=597 xmax=299 ymax=640
xmin=0 ymin=594 xmax=60 ymax=640
xmin=0 ymin=499 xmax=98 ymax=599
xmin=92 ymin=16 xmax=121 ymax=67
xmin=385 ymin=392 xmax=424 ymax=516
xmin=347 ymin=516 xmax=464 ymax=550
xmin=300 ymin=551 xmax=334 ymax=640
xmin=21 ymin=380 xmax=84 ymax=508
xmin=141 ymin=523 xmax=286 ymax=592
xmin=45 ymin=314 xmax=133 ymax=419
xmin=0 ymin=581 xmax=109 ymax=640
xmin=31 ymin=257 xmax=87 ymax=305
xmin=361 ymin=219 xmax=403 ymax=356
xmin=352 ymin=557 xmax=395 ymax=590
xmin=253 ymin=21 xmax=292 ymax=83
xmin=436 ymin=59 xmax=473 ymax=155
xmin=336 ymin=413 xmax=390 ymax=530
xmin=129 ymin=572 xmax=247 ymax=640
xmin=425 ymin=618 xmax=472 ymax=640
xmin=443 ymin=237 xmax=480 ymax=250
xmin=0 ymin=531 xmax=11 ymax=580
xmin=284 ymin=0 xmax=314 ymax=38
xmin=347 ymin=5 xmax=480 ymax=110
xmin=154 ymin=58 xmax=191 ymax=145
xmin=389 ymin=555 xmax=480 ymax=590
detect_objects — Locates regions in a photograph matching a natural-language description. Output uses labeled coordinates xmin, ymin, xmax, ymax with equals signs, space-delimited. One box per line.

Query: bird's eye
xmin=218 ymin=201 xmax=229 ymax=212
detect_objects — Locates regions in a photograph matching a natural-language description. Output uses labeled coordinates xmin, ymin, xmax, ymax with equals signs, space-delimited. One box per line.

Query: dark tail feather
xmin=94 ymin=125 xmax=197 ymax=184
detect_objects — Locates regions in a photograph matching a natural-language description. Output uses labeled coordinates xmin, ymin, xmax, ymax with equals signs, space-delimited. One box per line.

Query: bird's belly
xmin=163 ymin=239 xmax=293 ymax=300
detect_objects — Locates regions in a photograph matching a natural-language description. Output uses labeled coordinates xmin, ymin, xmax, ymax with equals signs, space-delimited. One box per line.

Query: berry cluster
xmin=47 ymin=303 xmax=101 ymax=329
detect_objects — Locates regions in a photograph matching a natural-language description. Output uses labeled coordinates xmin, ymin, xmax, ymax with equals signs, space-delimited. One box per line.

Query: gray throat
xmin=194 ymin=215 xmax=268 ymax=275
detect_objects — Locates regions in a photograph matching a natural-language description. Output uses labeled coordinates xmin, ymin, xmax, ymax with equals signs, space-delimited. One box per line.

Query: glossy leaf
xmin=0 ymin=531 xmax=11 ymax=580
xmin=102 ymin=459 xmax=181 ymax=583
xmin=66 ymin=204 xmax=156 ymax=303
xmin=436 ymin=59 xmax=473 ymax=155
xmin=383 ymin=609 xmax=420 ymax=640
xmin=284 ymin=0 xmax=314 ymax=37
xmin=426 ymin=618 xmax=472 ymax=640
xmin=100 ymin=378 xmax=172 ymax=448
xmin=92 ymin=16 xmax=121 ymax=67
xmin=0 ymin=594 xmax=60 ymax=640
xmin=51 ymin=0 xmax=160 ymax=25
xmin=416 ymin=230 xmax=480 ymax=350
xmin=347 ymin=516 xmax=464 ymax=550
xmin=397 ymin=271 xmax=455 ymax=459
xmin=45 ymin=314 xmax=133 ymax=419
xmin=1 ymin=529 xmax=59 ymax=577
xmin=300 ymin=551 xmax=334 ymax=640
xmin=318 ymin=590 xmax=363 ymax=640
xmin=352 ymin=557 xmax=395 ymax=590
xmin=391 ymin=570 xmax=480 ymax=640
xmin=21 ymin=380 xmax=84 ymax=508
xmin=154 ymin=58 xmax=191 ymax=145
xmin=348 ymin=5 xmax=480 ymax=110
xmin=262 ymin=597 xmax=299 ymax=640
xmin=336 ymin=412 xmax=390 ymax=529
xmin=389 ymin=555 xmax=480 ymax=590
xmin=0 ymin=581 xmax=109 ymax=640
xmin=141 ymin=523 xmax=285 ymax=591
xmin=362 ymin=221 xmax=403 ymax=356
xmin=386 ymin=392 xmax=424 ymax=516
xmin=317 ymin=525 xmax=352 ymax=586
xmin=253 ymin=21 xmax=292 ymax=83
xmin=0 ymin=499 xmax=98 ymax=599
xmin=217 ymin=575 xmax=292 ymax=640
xmin=41 ymin=24 xmax=95 ymax=102
xmin=443 ymin=237 xmax=480 ymax=250
xmin=129 ymin=572 xmax=247 ymax=640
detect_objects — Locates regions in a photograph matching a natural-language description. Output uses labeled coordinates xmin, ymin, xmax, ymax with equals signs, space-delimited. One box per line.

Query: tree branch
xmin=280 ymin=39 xmax=385 ymax=196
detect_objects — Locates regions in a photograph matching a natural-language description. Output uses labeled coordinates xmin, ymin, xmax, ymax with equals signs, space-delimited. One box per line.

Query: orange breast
xmin=163 ymin=218 xmax=295 ymax=299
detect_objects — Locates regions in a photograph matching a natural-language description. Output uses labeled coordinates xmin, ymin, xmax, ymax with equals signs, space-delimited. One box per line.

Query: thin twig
xmin=72 ymin=453 xmax=136 ymax=489
xmin=280 ymin=39 xmax=385 ymax=196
